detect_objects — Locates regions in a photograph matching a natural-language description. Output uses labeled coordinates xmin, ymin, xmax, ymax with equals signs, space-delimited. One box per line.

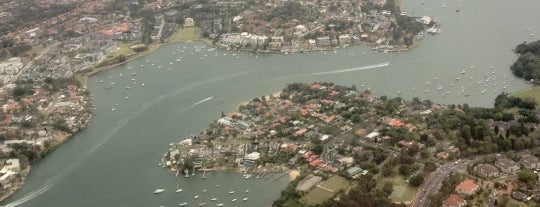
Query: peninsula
xmin=162 ymin=82 xmax=540 ymax=206
xmin=0 ymin=0 xmax=438 ymax=202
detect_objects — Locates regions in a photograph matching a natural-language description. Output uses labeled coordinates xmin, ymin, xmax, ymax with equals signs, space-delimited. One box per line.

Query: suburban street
xmin=410 ymin=159 xmax=470 ymax=207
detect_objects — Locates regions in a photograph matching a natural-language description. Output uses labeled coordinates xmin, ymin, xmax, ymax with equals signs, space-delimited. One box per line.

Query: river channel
xmin=2 ymin=0 xmax=540 ymax=206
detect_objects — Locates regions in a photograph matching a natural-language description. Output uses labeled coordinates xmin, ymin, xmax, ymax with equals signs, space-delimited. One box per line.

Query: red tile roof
xmin=443 ymin=194 xmax=466 ymax=207
xmin=455 ymin=179 xmax=478 ymax=194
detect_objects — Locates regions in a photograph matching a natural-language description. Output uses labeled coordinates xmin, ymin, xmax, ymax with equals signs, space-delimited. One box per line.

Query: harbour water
xmin=2 ymin=0 xmax=540 ymax=206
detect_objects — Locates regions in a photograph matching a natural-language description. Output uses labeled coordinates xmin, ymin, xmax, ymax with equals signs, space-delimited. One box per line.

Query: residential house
xmin=184 ymin=18 xmax=195 ymax=27
xmin=437 ymin=151 xmax=449 ymax=160
xmin=474 ymin=163 xmax=499 ymax=178
xmin=316 ymin=36 xmax=331 ymax=47
xmin=346 ymin=166 xmax=363 ymax=178
xmin=442 ymin=194 xmax=466 ymax=207
xmin=495 ymin=158 xmax=520 ymax=174
xmin=521 ymin=154 xmax=540 ymax=170
xmin=511 ymin=191 xmax=528 ymax=202
xmin=455 ymin=179 xmax=479 ymax=196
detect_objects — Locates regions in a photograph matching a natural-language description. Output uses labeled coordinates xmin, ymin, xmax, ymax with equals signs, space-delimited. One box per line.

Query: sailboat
xmin=202 ymin=170 xmax=207 ymax=179
xmin=185 ymin=169 xmax=190 ymax=178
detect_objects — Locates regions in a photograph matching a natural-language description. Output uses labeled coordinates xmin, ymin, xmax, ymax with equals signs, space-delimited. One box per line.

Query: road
xmin=410 ymin=159 xmax=470 ymax=207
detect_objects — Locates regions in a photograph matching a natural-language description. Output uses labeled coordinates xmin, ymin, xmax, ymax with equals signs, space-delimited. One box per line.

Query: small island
xmin=162 ymin=82 xmax=540 ymax=207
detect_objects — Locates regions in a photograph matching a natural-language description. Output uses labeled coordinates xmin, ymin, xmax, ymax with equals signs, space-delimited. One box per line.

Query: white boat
xmin=229 ymin=191 xmax=235 ymax=194
xmin=242 ymin=197 xmax=248 ymax=201
xmin=203 ymin=189 xmax=207 ymax=192
xmin=154 ymin=189 xmax=165 ymax=194
xmin=210 ymin=198 xmax=218 ymax=201
xmin=179 ymin=202 xmax=188 ymax=206
xmin=437 ymin=86 xmax=443 ymax=90
xmin=99 ymin=80 xmax=104 ymax=83
xmin=198 ymin=203 xmax=207 ymax=206
xmin=244 ymin=189 xmax=249 ymax=193
xmin=460 ymin=70 xmax=466 ymax=74
xmin=216 ymin=204 xmax=224 ymax=207
xmin=185 ymin=169 xmax=190 ymax=178
xmin=194 ymin=195 xmax=200 ymax=199
xmin=232 ymin=199 xmax=237 ymax=202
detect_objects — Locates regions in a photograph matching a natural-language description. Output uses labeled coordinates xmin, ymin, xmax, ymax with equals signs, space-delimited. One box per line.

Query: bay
xmin=2 ymin=0 xmax=540 ymax=206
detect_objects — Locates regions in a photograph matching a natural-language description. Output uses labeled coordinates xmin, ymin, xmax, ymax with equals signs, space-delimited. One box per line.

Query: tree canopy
xmin=511 ymin=40 xmax=540 ymax=84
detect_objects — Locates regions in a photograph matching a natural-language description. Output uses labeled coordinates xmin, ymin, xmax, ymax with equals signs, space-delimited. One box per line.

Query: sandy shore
xmin=288 ymin=170 xmax=300 ymax=181
xmin=239 ymin=91 xmax=282 ymax=107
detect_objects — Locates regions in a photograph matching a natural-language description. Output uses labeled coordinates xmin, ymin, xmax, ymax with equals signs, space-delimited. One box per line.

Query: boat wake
xmin=2 ymin=71 xmax=249 ymax=207
xmin=190 ymin=97 xmax=214 ymax=108
xmin=312 ymin=62 xmax=390 ymax=75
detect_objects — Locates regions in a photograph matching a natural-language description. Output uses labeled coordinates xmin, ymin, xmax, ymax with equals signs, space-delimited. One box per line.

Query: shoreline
xmin=86 ymin=38 xmax=214 ymax=77
xmin=0 ymin=166 xmax=30 ymax=202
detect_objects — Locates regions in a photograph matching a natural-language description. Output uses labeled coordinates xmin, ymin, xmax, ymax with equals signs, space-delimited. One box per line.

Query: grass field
xmin=301 ymin=176 xmax=350 ymax=206
xmin=378 ymin=175 xmax=418 ymax=203
xmin=108 ymin=42 xmax=135 ymax=59
xmin=512 ymin=85 xmax=540 ymax=108
xmin=170 ymin=27 xmax=213 ymax=45
xmin=170 ymin=27 xmax=198 ymax=43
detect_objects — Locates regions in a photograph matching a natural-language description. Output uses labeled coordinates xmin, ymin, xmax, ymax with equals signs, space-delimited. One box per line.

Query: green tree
xmin=382 ymin=182 xmax=393 ymax=195
xmin=518 ymin=169 xmax=537 ymax=184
